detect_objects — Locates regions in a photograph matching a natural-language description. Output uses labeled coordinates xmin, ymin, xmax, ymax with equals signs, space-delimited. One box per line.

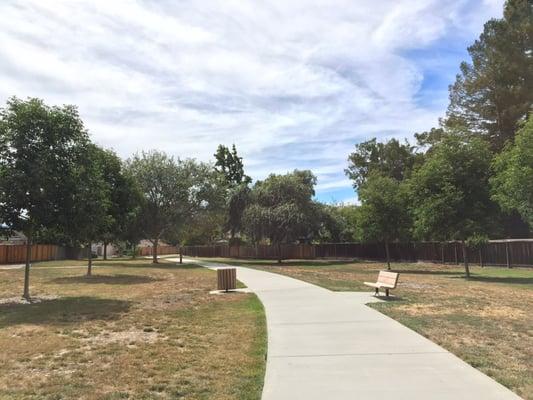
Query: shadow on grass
xmin=50 ymin=274 xmax=161 ymax=285
xmin=375 ymin=295 xmax=404 ymax=302
xmin=94 ymin=261 xmax=203 ymax=270
xmin=219 ymin=259 xmax=357 ymax=268
xmin=459 ymin=275 xmax=533 ymax=285
xmin=391 ymin=269 xmax=462 ymax=276
xmin=0 ymin=296 xmax=131 ymax=327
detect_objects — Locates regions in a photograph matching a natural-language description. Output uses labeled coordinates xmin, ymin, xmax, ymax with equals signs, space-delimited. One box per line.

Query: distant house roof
xmin=138 ymin=239 xmax=171 ymax=247
xmin=0 ymin=231 xmax=27 ymax=245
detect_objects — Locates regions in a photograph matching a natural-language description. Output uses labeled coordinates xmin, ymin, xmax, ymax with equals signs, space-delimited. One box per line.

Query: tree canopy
xmin=345 ymin=138 xmax=421 ymax=190
xmin=0 ymin=97 xmax=91 ymax=296
xmin=491 ymin=115 xmax=533 ymax=228
xmin=445 ymin=0 xmax=533 ymax=150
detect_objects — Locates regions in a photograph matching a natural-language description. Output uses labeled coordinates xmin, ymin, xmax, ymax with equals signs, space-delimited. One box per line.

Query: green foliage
xmin=409 ymin=135 xmax=496 ymax=241
xmin=215 ymin=144 xmax=252 ymax=240
xmin=62 ymin=144 xmax=112 ymax=249
xmin=214 ymin=144 xmax=251 ymax=186
xmin=242 ymin=170 xmax=320 ymax=247
xmin=345 ymin=138 xmax=421 ymax=190
xmin=491 ymin=115 xmax=533 ymax=227
xmin=96 ymin=148 xmax=142 ymax=248
xmin=445 ymin=0 xmax=533 ymax=150
xmin=466 ymin=234 xmax=490 ymax=250
xmin=356 ymin=174 xmax=411 ymax=244
xmin=0 ymin=97 xmax=90 ymax=239
xmin=126 ymin=151 xmax=225 ymax=254
xmin=317 ymin=204 xmax=358 ymax=243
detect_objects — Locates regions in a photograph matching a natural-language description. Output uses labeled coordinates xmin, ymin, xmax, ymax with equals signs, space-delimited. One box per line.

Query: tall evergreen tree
xmin=445 ymin=0 xmax=533 ymax=150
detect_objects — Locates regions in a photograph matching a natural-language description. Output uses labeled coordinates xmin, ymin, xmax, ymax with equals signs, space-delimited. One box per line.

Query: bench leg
xmin=374 ymin=288 xmax=379 ymax=296
xmin=385 ymin=288 xmax=389 ymax=297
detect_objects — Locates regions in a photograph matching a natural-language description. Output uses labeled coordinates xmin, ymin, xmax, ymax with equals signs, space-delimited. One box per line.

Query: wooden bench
xmin=364 ymin=271 xmax=399 ymax=297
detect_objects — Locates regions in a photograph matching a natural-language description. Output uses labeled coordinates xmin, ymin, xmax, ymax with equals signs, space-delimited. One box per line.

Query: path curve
xmin=181 ymin=258 xmax=522 ymax=400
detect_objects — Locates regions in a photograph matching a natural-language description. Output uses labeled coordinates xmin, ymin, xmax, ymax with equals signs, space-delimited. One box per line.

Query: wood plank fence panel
xmin=0 ymin=244 xmax=62 ymax=264
xmin=182 ymin=240 xmax=533 ymax=267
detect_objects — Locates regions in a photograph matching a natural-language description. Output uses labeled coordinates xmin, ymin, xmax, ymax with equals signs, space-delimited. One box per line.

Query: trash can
xmin=217 ymin=268 xmax=236 ymax=292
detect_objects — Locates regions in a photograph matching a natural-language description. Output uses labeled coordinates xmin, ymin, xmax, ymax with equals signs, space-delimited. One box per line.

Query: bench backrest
xmin=377 ymin=270 xmax=399 ymax=288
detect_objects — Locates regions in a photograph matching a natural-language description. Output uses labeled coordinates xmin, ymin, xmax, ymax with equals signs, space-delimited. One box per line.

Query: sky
xmin=0 ymin=0 xmax=505 ymax=203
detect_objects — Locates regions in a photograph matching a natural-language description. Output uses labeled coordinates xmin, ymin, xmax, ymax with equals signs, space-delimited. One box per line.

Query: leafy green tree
xmin=214 ymin=144 xmax=251 ymax=186
xmin=127 ymin=151 xmax=224 ymax=263
xmin=409 ymin=135 xmax=496 ymax=277
xmin=491 ymin=115 xmax=533 ymax=228
xmin=95 ymin=149 xmax=142 ymax=260
xmin=214 ymin=144 xmax=252 ymax=241
xmin=242 ymin=170 xmax=319 ymax=262
xmin=317 ymin=204 xmax=358 ymax=243
xmin=357 ymin=175 xmax=411 ymax=269
xmin=0 ymin=97 xmax=90 ymax=297
xmin=445 ymin=0 xmax=533 ymax=150
xmin=62 ymin=143 xmax=111 ymax=275
xmin=345 ymin=138 xmax=421 ymax=190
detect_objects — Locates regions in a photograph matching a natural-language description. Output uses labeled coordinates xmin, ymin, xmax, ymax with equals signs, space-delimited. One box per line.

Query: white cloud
xmin=0 ymin=0 xmax=505 ymax=200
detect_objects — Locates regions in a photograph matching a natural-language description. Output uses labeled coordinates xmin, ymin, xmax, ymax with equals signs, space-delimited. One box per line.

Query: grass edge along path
xmin=199 ymin=257 xmax=532 ymax=399
xmin=0 ymin=258 xmax=267 ymax=400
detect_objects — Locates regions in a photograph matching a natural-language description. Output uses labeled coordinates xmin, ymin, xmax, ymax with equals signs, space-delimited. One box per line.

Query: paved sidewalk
xmin=181 ymin=258 xmax=522 ymax=400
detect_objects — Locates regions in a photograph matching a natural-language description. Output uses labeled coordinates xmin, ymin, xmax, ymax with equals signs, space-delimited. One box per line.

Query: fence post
xmin=454 ymin=242 xmax=458 ymax=265
xmin=505 ymin=241 xmax=511 ymax=268
xmin=441 ymin=243 xmax=445 ymax=264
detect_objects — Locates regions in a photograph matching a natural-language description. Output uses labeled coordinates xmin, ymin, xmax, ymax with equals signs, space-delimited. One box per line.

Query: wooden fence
xmin=138 ymin=245 xmax=178 ymax=257
xmin=182 ymin=239 xmax=533 ymax=267
xmin=0 ymin=244 xmax=64 ymax=264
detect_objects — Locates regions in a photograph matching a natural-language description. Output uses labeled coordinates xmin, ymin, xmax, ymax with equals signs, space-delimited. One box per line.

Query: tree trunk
xmin=131 ymin=243 xmax=137 ymax=259
xmin=277 ymin=242 xmax=282 ymax=264
xmin=87 ymin=241 xmax=93 ymax=276
xmin=462 ymin=240 xmax=470 ymax=278
xmin=441 ymin=243 xmax=445 ymax=264
xmin=152 ymin=238 xmax=159 ymax=264
xmin=479 ymin=249 xmax=484 ymax=268
xmin=23 ymin=235 xmax=32 ymax=300
xmin=103 ymin=242 xmax=108 ymax=260
xmin=505 ymin=242 xmax=511 ymax=268
xmin=179 ymin=247 xmax=183 ymax=264
xmin=385 ymin=241 xmax=391 ymax=270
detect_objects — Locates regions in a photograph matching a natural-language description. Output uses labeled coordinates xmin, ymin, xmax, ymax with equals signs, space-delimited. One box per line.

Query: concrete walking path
xmin=181 ymin=258 xmax=522 ymax=400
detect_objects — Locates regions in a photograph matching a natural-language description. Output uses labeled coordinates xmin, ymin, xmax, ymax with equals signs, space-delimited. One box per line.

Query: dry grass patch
xmin=209 ymin=257 xmax=532 ymax=399
xmin=0 ymin=258 xmax=266 ymax=400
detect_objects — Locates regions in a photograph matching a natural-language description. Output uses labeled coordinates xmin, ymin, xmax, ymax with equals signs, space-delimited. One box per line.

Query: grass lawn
xmin=205 ymin=257 xmax=533 ymax=399
xmin=0 ymin=258 xmax=266 ymax=400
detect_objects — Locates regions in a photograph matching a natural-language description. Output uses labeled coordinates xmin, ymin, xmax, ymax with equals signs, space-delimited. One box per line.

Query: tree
xmin=242 ymin=170 xmax=319 ymax=262
xmin=491 ymin=115 xmax=533 ymax=228
xmin=445 ymin=0 xmax=533 ymax=150
xmin=409 ymin=135 xmax=497 ymax=277
xmin=0 ymin=97 xmax=90 ymax=297
xmin=316 ymin=204 xmax=358 ymax=243
xmin=96 ymin=149 xmax=142 ymax=260
xmin=345 ymin=138 xmax=421 ymax=190
xmin=126 ymin=151 xmax=224 ymax=263
xmin=62 ymin=143 xmax=111 ymax=276
xmin=214 ymin=144 xmax=251 ymax=186
xmin=214 ymin=144 xmax=252 ymax=242
xmin=357 ymin=175 xmax=411 ymax=269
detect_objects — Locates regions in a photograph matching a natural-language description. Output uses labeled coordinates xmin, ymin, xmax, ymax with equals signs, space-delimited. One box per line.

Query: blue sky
xmin=0 ymin=0 xmax=504 ymax=204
